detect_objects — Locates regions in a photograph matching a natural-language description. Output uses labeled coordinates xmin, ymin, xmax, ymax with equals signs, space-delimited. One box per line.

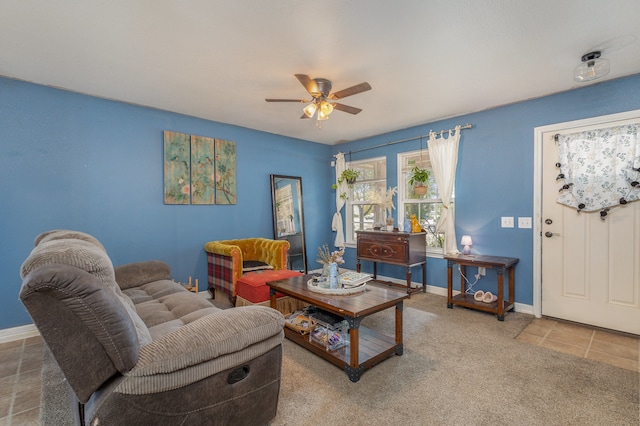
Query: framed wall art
xmin=163 ymin=131 xmax=236 ymax=205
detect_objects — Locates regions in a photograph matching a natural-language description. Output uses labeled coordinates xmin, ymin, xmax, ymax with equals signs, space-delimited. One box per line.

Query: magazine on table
xmin=338 ymin=271 xmax=372 ymax=287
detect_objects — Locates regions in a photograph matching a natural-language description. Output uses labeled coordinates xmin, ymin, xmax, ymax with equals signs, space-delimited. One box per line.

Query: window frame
xmin=397 ymin=149 xmax=453 ymax=258
xmin=344 ymin=156 xmax=387 ymax=246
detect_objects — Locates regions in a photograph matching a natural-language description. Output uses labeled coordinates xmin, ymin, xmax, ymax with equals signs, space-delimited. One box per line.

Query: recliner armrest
xmin=115 ymin=260 xmax=171 ymax=290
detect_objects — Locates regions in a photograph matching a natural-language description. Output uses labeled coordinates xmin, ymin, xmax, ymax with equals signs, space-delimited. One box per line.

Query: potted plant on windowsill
xmin=408 ymin=166 xmax=430 ymax=195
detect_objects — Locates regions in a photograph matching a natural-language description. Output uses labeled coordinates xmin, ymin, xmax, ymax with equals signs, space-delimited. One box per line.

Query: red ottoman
xmin=235 ymin=269 xmax=305 ymax=314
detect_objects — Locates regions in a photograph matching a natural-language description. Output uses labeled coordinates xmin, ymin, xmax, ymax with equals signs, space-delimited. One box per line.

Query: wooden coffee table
xmin=267 ymin=274 xmax=409 ymax=382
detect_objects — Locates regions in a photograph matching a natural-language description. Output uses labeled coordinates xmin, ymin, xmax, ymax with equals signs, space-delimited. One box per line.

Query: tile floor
xmin=516 ymin=317 xmax=639 ymax=372
xmin=1 ymin=318 xmax=637 ymax=424
xmin=0 ymin=336 xmax=44 ymax=426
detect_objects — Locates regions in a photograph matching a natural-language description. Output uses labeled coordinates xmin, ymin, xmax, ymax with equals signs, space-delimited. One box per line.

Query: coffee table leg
xmin=269 ymin=288 xmax=277 ymax=309
xmin=395 ymin=301 xmax=404 ymax=356
xmin=344 ymin=316 xmax=363 ymax=382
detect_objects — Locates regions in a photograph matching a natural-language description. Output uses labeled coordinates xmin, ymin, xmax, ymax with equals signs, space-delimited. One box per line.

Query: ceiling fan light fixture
xmin=573 ymin=51 xmax=610 ymax=82
xmin=320 ymin=100 xmax=334 ymax=116
xmin=303 ymin=102 xmax=317 ymax=118
xmin=317 ymin=109 xmax=329 ymax=121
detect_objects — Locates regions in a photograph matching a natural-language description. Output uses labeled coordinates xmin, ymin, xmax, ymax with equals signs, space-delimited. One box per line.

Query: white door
xmin=541 ymin=118 xmax=640 ymax=335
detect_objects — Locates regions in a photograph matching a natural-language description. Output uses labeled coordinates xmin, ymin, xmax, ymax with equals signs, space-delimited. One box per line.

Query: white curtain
xmin=332 ymin=152 xmax=347 ymax=247
xmin=556 ymin=123 xmax=640 ymax=214
xmin=428 ymin=125 xmax=460 ymax=254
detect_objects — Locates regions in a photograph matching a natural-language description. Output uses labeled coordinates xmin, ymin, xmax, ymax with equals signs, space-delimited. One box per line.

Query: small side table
xmin=444 ymin=254 xmax=519 ymax=321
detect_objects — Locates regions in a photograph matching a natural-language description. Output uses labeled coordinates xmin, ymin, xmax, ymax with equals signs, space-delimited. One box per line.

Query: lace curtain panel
xmin=556 ymin=123 xmax=640 ymax=215
xmin=332 ymin=152 xmax=347 ymax=247
xmin=428 ymin=125 xmax=460 ymax=254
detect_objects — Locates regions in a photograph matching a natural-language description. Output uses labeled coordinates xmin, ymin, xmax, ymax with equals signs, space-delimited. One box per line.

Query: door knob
xmin=544 ymin=231 xmax=559 ymax=238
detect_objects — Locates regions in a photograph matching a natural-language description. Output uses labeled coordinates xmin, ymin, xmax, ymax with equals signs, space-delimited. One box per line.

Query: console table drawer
xmin=358 ymin=239 xmax=407 ymax=263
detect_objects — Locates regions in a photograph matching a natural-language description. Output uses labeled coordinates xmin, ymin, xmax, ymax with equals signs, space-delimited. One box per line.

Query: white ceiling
xmin=2 ymin=1 xmax=640 ymax=145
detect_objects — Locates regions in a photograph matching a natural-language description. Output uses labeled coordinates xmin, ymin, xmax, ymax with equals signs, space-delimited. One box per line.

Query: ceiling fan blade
xmin=332 ymin=103 xmax=363 ymax=115
xmin=265 ymin=98 xmax=307 ymax=102
xmin=329 ymin=82 xmax=371 ymax=100
xmin=295 ymin=74 xmax=319 ymax=97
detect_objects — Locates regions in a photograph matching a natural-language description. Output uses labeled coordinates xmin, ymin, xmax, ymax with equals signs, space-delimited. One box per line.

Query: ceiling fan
xmin=266 ymin=74 xmax=371 ymax=123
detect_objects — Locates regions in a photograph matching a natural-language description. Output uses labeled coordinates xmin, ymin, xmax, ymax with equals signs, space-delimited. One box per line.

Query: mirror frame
xmin=270 ymin=174 xmax=307 ymax=273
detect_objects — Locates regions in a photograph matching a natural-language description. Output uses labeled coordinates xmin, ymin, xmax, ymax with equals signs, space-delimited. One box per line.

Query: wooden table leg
xmin=496 ymin=267 xmax=505 ymax=321
xmin=422 ymin=262 xmax=427 ymax=292
xmin=269 ymin=288 xmax=277 ymax=310
xmin=395 ymin=302 xmax=404 ymax=355
xmin=508 ymin=265 xmax=515 ymax=307
xmin=345 ymin=317 xmax=363 ymax=382
xmin=460 ymin=265 xmax=467 ymax=294
xmin=447 ymin=262 xmax=453 ymax=308
xmin=405 ymin=267 xmax=412 ymax=294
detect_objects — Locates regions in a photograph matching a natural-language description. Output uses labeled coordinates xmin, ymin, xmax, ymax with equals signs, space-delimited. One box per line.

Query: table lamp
xmin=460 ymin=235 xmax=473 ymax=255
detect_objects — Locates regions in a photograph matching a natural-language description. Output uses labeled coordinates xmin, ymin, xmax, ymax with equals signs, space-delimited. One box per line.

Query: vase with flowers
xmin=317 ymin=244 xmax=345 ymax=289
xmin=371 ymin=186 xmax=398 ymax=230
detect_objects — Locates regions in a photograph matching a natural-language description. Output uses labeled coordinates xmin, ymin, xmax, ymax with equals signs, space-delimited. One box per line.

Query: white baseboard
xmin=0 ymin=324 xmax=40 ymax=344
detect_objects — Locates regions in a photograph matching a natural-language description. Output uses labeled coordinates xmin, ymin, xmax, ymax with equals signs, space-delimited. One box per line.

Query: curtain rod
xmin=346 ymin=123 xmax=473 ymax=156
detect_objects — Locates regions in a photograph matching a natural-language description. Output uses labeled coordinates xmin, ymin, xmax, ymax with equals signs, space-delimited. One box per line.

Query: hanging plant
xmin=408 ymin=166 xmax=430 ymax=195
xmin=337 ymin=168 xmax=360 ymax=186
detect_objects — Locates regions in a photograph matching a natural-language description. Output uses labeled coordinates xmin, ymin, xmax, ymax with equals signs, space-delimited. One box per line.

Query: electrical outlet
xmin=501 ymin=216 xmax=514 ymax=228
xmin=478 ymin=267 xmax=486 ymax=276
xmin=518 ymin=217 xmax=532 ymax=229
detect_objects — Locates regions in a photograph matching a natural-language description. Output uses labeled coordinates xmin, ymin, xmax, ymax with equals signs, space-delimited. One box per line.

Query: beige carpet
xmin=41 ymin=290 xmax=639 ymax=425
xmin=270 ymin=290 xmax=639 ymax=425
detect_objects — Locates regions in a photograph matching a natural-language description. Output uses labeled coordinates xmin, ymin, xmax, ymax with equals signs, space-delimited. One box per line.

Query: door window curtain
xmin=428 ymin=125 xmax=460 ymax=254
xmin=556 ymin=123 xmax=640 ymax=215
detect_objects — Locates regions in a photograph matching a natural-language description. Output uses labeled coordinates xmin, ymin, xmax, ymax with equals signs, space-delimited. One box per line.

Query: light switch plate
xmin=501 ymin=216 xmax=514 ymax=228
xmin=518 ymin=217 xmax=532 ymax=228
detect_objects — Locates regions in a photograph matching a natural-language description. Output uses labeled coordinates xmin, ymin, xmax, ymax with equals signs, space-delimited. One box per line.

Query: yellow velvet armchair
xmin=204 ymin=238 xmax=290 ymax=302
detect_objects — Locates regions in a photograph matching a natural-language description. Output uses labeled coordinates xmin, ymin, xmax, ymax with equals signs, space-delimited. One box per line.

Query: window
xmin=274 ymin=184 xmax=295 ymax=235
xmin=398 ymin=150 xmax=453 ymax=256
xmin=345 ymin=157 xmax=387 ymax=244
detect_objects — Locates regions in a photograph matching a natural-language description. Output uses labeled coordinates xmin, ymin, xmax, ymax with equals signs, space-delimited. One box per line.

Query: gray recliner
xmin=19 ymin=230 xmax=285 ymax=425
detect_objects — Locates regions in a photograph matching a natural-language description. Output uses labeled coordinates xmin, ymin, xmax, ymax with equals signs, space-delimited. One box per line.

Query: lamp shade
xmin=317 ymin=109 xmax=329 ymax=121
xmin=460 ymin=235 xmax=472 ymax=255
xmin=303 ymin=103 xmax=317 ymax=118
xmin=320 ymin=100 xmax=334 ymax=116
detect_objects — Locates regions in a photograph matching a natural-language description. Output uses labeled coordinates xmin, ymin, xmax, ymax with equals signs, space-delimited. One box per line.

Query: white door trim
xmin=532 ymin=108 xmax=640 ymax=318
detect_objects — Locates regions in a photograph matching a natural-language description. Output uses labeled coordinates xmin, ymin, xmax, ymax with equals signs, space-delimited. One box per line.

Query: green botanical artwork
xmin=163 ymin=131 xmax=236 ymax=205
xmin=163 ymin=131 xmax=191 ymax=204
xmin=215 ymin=138 xmax=236 ymax=204
xmin=191 ymin=135 xmax=216 ymax=204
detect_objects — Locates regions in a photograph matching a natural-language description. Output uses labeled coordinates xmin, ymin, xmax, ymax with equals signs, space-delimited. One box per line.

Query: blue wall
xmin=0 ymin=77 xmax=333 ymax=329
xmin=2 ymin=73 xmax=640 ymax=330
xmin=335 ymin=73 xmax=640 ymax=306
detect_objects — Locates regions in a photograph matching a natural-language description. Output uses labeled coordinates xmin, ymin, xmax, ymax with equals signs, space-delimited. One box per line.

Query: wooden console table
xmin=444 ymin=253 xmax=519 ymax=321
xmin=356 ymin=230 xmax=426 ymax=295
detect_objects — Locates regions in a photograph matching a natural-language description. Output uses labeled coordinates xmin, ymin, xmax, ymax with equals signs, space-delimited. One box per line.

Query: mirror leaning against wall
xmin=270 ymin=174 xmax=307 ymax=273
